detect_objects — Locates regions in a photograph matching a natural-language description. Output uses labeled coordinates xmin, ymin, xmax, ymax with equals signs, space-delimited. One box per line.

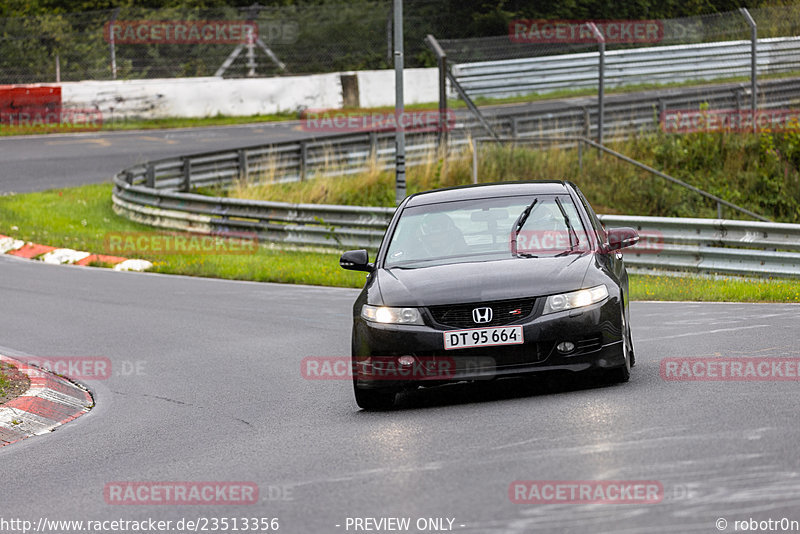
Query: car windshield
xmin=384 ymin=194 xmax=590 ymax=268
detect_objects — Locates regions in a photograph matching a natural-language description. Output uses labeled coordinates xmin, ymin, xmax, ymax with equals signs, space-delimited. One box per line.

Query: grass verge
xmin=1 ymin=183 xmax=799 ymax=301
xmin=229 ymin=130 xmax=800 ymax=223
xmin=0 ymin=184 xmax=366 ymax=288
xmin=0 ymin=362 xmax=30 ymax=406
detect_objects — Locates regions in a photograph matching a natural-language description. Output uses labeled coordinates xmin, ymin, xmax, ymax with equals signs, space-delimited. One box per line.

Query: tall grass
xmin=228 ymin=130 xmax=800 ymax=222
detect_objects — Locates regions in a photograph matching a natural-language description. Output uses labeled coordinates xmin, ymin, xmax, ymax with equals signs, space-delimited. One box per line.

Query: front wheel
xmin=605 ymin=308 xmax=631 ymax=384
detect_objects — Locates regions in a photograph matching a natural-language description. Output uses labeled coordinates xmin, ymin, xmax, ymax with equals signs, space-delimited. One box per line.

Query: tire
xmin=605 ymin=307 xmax=631 ymax=384
xmin=353 ymin=384 xmax=397 ymax=410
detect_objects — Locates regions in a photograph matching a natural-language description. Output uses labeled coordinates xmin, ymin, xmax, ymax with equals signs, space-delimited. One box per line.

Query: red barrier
xmin=0 ymin=85 xmax=62 ymax=122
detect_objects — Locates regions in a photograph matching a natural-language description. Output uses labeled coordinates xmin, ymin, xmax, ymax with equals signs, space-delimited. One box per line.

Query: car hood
xmin=375 ymin=253 xmax=594 ymax=307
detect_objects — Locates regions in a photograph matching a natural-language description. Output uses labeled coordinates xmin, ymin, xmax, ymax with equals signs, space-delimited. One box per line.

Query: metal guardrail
xmin=451 ymin=37 xmax=800 ymax=98
xmin=599 ymin=215 xmax=800 ymax=278
xmin=112 ymin=179 xmax=800 ymax=277
xmin=111 ymin=78 xmax=800 ymax=278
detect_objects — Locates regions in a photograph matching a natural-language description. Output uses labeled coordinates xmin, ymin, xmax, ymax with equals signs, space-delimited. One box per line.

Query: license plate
xmin=444 ymin=326 xmax=524 ymax=350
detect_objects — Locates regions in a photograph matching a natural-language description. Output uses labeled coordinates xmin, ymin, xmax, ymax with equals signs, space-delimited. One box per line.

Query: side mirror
xmin=339 ymin=249 xmax=374 ymax=272
xmin=606 ymin=227 xmax=640 ymax=252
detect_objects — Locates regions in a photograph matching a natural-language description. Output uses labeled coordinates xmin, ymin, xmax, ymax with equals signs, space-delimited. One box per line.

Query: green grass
xmin=0 ymin=370 xmax=9 ymax=397
xmin=630 ymin=274 xmax=800 ymax=303
xmin=0 ymin=184 xmax=366 ymax=288
xmin=2 ymin=182 xmax=799 ymax=301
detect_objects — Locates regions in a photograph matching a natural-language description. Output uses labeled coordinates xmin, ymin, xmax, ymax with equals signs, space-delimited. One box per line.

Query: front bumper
xmin=353 ymin=298 xmax=625 ymax=389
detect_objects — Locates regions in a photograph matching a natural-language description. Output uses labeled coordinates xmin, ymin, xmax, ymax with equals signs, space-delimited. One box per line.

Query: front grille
xmin=427 ymin=298 xmax=537 ymax=329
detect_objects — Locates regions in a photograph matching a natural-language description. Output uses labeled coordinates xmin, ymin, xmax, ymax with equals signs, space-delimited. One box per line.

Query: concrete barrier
xmin=59 ymin=68 xmax=440 ymax=119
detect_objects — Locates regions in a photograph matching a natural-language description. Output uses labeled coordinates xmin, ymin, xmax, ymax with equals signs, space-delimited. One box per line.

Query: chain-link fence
xmin=437 ymin=6 xmax=800 ymax=65
xmin=0 ymin=0 xmax=462 ymax=83
xmin=430 ymin=5 xmax=800 ymax=111
xmin=1 ymin=3 xmax=798 ymax=86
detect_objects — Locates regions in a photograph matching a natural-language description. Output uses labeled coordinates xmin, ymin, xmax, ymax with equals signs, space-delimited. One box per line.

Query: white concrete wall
xmin=59 ymin=68 xmax=440 ymax=119
xmin=356 ymin=68 xmax=440 ymax=108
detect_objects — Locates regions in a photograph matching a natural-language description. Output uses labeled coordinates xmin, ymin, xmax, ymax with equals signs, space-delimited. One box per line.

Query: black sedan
xmin=340 ymin=181 xmax=639 ymax=410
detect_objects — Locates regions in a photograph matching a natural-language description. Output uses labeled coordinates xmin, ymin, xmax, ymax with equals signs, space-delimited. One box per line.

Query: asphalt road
xmin=0 ymin=121 xmax=316 ymax=193
xmin=2 ymin=253 xmax=799 ymax=533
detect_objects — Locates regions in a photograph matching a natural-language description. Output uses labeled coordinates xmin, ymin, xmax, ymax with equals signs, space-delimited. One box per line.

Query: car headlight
xmin=361 ymin=305 xmax=424 ymax=325
xmin=542 ymin=285 xmax=608 ymax=314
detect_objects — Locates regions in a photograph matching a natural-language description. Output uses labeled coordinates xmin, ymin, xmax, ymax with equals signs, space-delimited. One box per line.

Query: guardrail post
xmin=657 ymin=99 xmax=665 ymax=131
xmin=472 ymin=138 xmax=479 ymax=184
xmin=582 ymin=107 xmax=590 ymax=138
xmin=238 ymin=149 xmax=248 ymax=181
xmin=299 ymin=141 xmax=308 ymax=181
xmin=717 ymin=201 xmax=723 ymax=219
xmin=181 ymin=158 xmax=191 ymax=192
xmin=369 ymin=131 xmax=378 ymax=159
xmin=735 ymin=88 xmax=742 ymax=111
xmin=510 ymin=117 xmax=518 ymax=139
xmin=146 ymin=163 xmax=155 ymax=188
xmin=578 ymin=139 xmax=583 ymax=172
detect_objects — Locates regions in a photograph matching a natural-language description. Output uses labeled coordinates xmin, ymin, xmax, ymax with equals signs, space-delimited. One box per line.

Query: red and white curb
xmin=0 ymin=234 xmax=152 ymax=271
xmin=0 ymin=354 xmax=93 ymax=447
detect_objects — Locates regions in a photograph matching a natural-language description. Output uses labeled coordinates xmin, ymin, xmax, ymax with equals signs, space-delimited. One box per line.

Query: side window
xmin=574 ymin=189 xmax=607 ymax=246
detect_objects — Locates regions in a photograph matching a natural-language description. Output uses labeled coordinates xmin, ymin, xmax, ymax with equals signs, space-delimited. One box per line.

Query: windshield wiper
xmin=510 ymin=198 xmax=538 ymax=257
xmin=554 ymin=196 xmax=579 ymax=253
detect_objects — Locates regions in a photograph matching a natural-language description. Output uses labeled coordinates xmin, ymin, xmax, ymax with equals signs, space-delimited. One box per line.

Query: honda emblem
xmin=472 ymin=307 xmax=493 ymax=324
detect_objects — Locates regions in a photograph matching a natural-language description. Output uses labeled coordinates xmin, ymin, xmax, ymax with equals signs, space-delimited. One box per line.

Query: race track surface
xmin=2 ymin=254 xmax=799 ymax=533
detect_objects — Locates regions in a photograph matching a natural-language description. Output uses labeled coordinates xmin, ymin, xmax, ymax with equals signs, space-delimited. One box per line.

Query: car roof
xmin=404 ymin=180 xmax=573 ymax=207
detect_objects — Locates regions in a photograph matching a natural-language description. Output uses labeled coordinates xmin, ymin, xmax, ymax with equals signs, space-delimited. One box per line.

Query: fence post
xmin=108 ymin=8 xmax=119 ymax=80
xmin=740 ymin=8 xmax=758 ymax=119
xmin=425 ymin=34 xmax=449 ymax=152
xmin=587 ymin=22 xmax=605 ymax=145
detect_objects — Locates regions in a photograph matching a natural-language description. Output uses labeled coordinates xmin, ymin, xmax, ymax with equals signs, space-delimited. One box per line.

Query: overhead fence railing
xmin=448 ymin=36 xmax=800 ymax=99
